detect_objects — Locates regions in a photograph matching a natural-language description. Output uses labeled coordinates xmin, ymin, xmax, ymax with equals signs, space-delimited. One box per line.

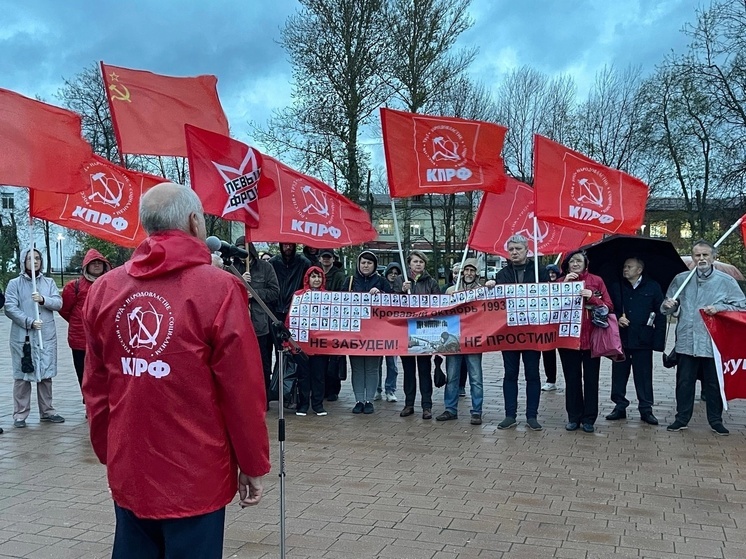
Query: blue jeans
xmin=502 ymin=350 xmax=541 ymax=419
xmin=444 ymin=354 xmax=483 ymax=415
xmin=377 ymin=356 xmax=399 ymax=394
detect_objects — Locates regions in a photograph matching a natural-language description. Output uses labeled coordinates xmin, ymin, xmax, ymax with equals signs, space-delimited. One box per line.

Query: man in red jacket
xmin=82 ymin=183 xmax=270 ymax=559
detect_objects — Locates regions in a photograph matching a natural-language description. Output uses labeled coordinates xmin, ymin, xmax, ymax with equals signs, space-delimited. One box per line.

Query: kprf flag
xmin=101 ymin=62 xmax=229 ymax=157
xmin=185 ymin=125 xmax=274 ymax=227
xmin=533 ymin=135 xmax=648 ymax=235
xmin=0 ymin=88 xmax=93 ymax=194
xmin=380 ymin=107 xmax=507 ymax=197
xmin=30 ymin=155 xmax=165 ymax=247
xmin=245 ymin=157 xmax=377 ymax=247
xmin=702 ymin=311 xmax=746 ymax=408
xmin=468 ymin=177 xmax=602 ymax=257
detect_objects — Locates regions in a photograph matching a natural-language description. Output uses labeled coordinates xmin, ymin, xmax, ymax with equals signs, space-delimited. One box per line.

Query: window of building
xmin=680 ymin=222 xmax=692 ymax=239
xmin=378 ymin=220 xmax=393 ymax=236
xmin=1 ymin=193 xmax=13 ymax=210
xmin=649 ymin=221 xmax=667 ymax=238
xmin=410 ymin=223 xmax=421 ymax=237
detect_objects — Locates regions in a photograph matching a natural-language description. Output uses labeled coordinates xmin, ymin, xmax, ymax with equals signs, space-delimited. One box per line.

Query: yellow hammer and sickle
xmin=109 ymin=84 xmax=131 ymax=103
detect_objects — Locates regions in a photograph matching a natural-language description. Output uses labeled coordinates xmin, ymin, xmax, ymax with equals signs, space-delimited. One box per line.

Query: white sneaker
xmin=385 ymin=392 xmax=398 ymax=402
xmin=541 ymin=383 xmax=557 ymax=392
xmin=373 ymin=391 xmax=382 ymax=401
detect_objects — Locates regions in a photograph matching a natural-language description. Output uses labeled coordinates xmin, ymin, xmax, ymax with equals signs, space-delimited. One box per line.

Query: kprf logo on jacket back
xmin=115 ymin=292 xmax=175 ymax=379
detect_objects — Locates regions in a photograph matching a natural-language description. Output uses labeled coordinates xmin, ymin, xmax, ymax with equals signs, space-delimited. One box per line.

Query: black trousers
xmin=297 ymin=355 xmax=328 ymax=412
xmin=325 ymin=356 xmax=344 ymax=397
xmin=674 ymin=354 xmax=723 ymax=426
xmin=610 ymin=348 xmax=654 ymax=413
xmin=257 ymin=334 xmax=273 ymax=396
xmin=401 ymin=355 xmax=433 ymax=409
xmin=541 ymin=349 xmax=557 ymax=384
xmin=113 ymin=504 xmax=225 ymax=559
xmin=72 ymin=348 xmax=85 ymax=387
xmin=558 ymin=349 xmax=600 ymax=425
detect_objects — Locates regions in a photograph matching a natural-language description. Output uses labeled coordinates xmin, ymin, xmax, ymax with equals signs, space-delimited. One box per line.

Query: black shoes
xmin=436 ymin=411 xmax=457 ymax=421
xmin=400 ymin=406 xmax=414 ymax=417
xmin=326 ymin=394 xmax=338 ymax=402
xmin=422 ymin=409 xmax=432 ymax=420
xmin=470 ymin=414 xmax=482 ymax=425
xmin=352 ymin=402 xmax=364 ymax=414
xmin=363 ymin=402 xmax=374 ymax=414
xmin=666 ymin=420 xmax=687 ymax=432
xmin=640 ymin=412 xmax=659 ymax=425
xmin=711 ymin=423 xmax=729 ymax=436
xmin=605 ymin=409 xmax=626 ymax=421
xmin=582 ymin=423 xmax=595 ymax=433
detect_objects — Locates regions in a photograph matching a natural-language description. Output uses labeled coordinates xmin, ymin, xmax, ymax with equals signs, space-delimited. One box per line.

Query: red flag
xmin=0 ymin=88 xmax=93 ymax=193
xmin=30 ymin=155 xmax=165 ymax=247
xmin=468 ymin=177 xmax=602 ymax=257
xmin=533 ymin=135 xmax=648 ymax=235
xmin=380 ymin=107 xmax=507 ymax=197
xmin=702 ymin=311 xmax=746 ymax=405
xmin=101 ymin=62 xmax=229 ymax=157
xmin=185 ymin=125 xmax=274 ymax=227
xmin=246 ymin=157 xmax=377 ymax=247
xmin=740 ymin=214 xmax=746 ymax=246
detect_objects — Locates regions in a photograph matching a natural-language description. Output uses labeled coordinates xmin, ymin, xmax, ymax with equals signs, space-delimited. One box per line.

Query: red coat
xmin=59 ymin=249 xmax=111 ymax=350
xmin=572 ymin=270 xmax=613 ymax=351
xmin=82 ymin=230 xmax=270 ymax=519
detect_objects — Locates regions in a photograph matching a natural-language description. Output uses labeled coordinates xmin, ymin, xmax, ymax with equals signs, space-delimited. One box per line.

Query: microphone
xmin=205 ymin=236 xmax=249 ymax=259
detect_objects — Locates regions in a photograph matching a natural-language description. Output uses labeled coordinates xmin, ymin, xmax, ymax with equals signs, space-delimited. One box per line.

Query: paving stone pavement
xmin=1 ymin=316 xmax=745 ymax=558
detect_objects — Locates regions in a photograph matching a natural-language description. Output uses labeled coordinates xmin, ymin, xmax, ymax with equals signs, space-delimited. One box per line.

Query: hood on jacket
xmin=302 ymin=265 xmax=326 ymax=291
xmin=384 ymin=262 xmax=402 ymax=276
xmin=125 ymin=231 xmax=211 ymax=279
xmin=462 ymin=258 xmax=479 ymax=272
xmin=247 ymin=242 xmax=259 ymax=261
xmin=20 ymin=248 xmax=43 ymax=277
xmin=561 ymin=250 xmax=589 ymax=274
xmin=546 ymin=264 xmax=561 ymax=276
xmin=82 ymin=248 xmax=112 ymax=281
xmin=357 ymin=250 xmax=378 ymax=276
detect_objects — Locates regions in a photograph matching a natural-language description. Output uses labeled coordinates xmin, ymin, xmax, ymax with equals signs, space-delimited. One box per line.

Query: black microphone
xmin=205 ymin=236 xmax=249 ymax=259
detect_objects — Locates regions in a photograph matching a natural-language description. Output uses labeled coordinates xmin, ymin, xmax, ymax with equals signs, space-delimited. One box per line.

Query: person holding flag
xmin=394 ymin=251 xmax=441 ymax=420
xmin=495 ymin=235 xmax=549 ymax=431
xmin=662 ymin=240 xmax=746 ymax=435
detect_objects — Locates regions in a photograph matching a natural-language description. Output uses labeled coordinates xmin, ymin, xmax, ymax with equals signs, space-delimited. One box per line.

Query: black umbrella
xmin=575 ymin=235 xmax=688 ymax=293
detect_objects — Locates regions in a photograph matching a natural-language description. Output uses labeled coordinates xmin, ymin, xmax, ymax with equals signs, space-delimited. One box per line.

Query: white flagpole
xmin=533 ymin=216 xmax=540 ymax=281
xmin=390 ymin=199 xmax=408 ymax=291
xmin=454 ymin=245 xmax=469 ymax=290
xmin=671 ymin=216 xmax=744 ymax=300
xmin=27 ymin=212 xmax=44 ymax=350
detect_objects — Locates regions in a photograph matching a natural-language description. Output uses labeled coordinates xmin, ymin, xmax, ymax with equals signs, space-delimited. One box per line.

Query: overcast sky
xmin=3 ymin=0 xmax=700 ymax=148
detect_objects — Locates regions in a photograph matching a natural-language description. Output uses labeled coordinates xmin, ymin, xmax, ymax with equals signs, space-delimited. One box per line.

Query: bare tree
xmin=255 ymin=0 xmax=390 ymax=203
xmin=495 ymin=67 xmax=576 ymax=183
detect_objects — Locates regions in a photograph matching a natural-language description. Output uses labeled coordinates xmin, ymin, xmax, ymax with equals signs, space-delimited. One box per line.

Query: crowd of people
xmin=2 ymin=182 xmax=745 ymax=557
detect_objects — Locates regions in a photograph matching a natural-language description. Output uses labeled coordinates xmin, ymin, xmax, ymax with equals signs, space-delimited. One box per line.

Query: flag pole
xmin=533 ymin=216 xmax=540 ymax=280
xmin=27 ymin=210 xmax=44 ymax=350
xmin=454 ymin=245 xmax=469 ymax=290
xmin=390 ymin=199 xmax=408 ymax=291
xmin=554 ymin=253 xmax=563 ymax=266
xmin=671 ymin=216 xmax=744 ymax=300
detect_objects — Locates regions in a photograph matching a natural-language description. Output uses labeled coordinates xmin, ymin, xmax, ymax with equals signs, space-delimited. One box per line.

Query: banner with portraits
xmin=287 ymin=282 xmax=586 ymax=356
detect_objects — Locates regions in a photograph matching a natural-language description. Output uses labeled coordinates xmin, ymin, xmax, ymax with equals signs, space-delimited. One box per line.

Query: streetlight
xmin=57 ymin=233 xmax=65 ymax=285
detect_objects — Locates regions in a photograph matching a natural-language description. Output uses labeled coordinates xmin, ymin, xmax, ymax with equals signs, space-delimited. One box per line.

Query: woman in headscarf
xmin=558 ymin=250 xmax=612 ymax=434
xmin=4 ymin=248 xmax=64 ymax=428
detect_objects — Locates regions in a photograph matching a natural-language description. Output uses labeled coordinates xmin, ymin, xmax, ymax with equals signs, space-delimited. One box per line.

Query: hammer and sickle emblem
xmin=109 ymin=84 xmax=131 ymax=103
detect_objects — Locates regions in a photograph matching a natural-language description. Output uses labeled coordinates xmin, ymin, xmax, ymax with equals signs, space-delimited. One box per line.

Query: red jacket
xmin=82 ymin=230 xmax=270 ymax=519
xmin=59 ymin=249 xmax=111 ymax=350
xmin=571 ymin=270 xmax=613 ymax=351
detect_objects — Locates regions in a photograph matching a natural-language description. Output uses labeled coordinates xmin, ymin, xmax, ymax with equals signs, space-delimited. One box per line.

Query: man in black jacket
xmin=494 ymin=235 xmax=549 ymax=431
xmin=269 ymin=243 xmax=311 ymax=344
xmin=606 ymin=257 xmax=666 ymax=425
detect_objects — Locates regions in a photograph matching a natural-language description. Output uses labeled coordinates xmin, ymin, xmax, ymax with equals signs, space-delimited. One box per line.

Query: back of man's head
xmin=140 ymin=182 xmax=203 ymax=235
